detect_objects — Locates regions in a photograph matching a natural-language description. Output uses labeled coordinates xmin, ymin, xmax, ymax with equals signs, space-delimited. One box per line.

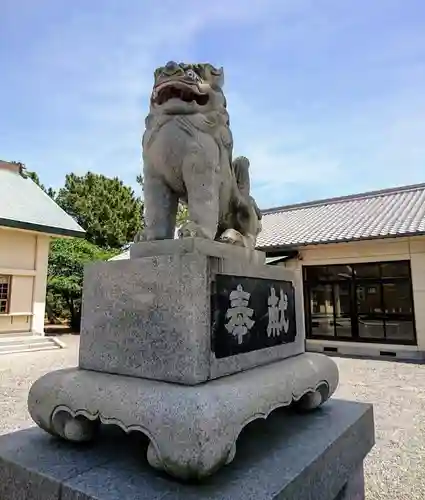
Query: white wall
xmin=0 ymin=227 xmax=50 ymax=334
xmin=279 ymin=236 xmax=425 ymax=357
xmin=410 ymin=238 xmax=425 ymax=351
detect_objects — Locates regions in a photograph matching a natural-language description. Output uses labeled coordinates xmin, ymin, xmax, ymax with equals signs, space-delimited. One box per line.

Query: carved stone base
xmin=28 ymin=352 xmax=339 ymax=481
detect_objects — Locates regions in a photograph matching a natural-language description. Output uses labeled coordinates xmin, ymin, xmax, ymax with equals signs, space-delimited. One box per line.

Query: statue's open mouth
xmin=153 ymin=83 xmax=209 ymax=106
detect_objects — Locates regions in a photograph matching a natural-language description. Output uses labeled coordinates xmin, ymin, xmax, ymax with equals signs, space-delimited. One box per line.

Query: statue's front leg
xmin=143 ymin=170 xmax=178 ymax=241
xmin=179 ymin=151 xmax=220 ymax=240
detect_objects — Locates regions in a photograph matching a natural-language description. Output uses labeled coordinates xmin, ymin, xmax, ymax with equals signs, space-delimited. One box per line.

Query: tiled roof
xmin=0 ymin=161 xmax=85 ymax=237
xmin=256 ymin=183 xmax=425 ymax=250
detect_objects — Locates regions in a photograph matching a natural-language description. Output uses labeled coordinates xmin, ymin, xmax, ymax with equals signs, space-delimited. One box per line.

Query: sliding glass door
xmin=303 ymin=261 xmax=416 ymax=345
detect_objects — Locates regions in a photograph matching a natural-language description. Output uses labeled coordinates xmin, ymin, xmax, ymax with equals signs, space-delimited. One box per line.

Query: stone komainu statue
xmin=141 ymin=61 xmax=262 ymax=248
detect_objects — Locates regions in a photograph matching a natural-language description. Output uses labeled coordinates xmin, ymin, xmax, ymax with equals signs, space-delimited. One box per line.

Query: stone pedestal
xmin=0 ymin=399 xmax=374 ymax=500
xmin=79 ymin=239 xmax=305 ymax=385
xmin=27 ymin=238 xmax=345 ymax=481
xmin=28 ymin=353 xmax=339 ymax=480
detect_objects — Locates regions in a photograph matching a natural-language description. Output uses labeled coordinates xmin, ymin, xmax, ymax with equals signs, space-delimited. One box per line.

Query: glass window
xmin=356 ymin=283 xmax=382 ymax=314
xmin=355 ymin=283 xmax=385 ymax=339
xmin=333 ymin=282 xmax=352 ymax=338
xmin=383 ymin=281 xmax=413 ymax=315
xmin=358 ymin=316 xmax=385 ymax=339
xmin=0 ymin=275 xmax=10 ymax=314
xmin=305 ymin=265 xmax=353 ymax=282
xmin=353 ymin=263 xmax=380 ymax=279
xmin=325 ymin=265 xmax=354 ymax=281
xmin=304 ymin=261 xmax=416 ymax=345
xmin=304 ymin=266 xmax=329 ymax=282
xmin=384 ymin=320 xmax=415 ymax=342
xmin=382 ymin=281 xmax=415 ymax=342
xmin=309 ymin=284 xmax=334 ymax=337
xmin=381 ymin=261 xmax=410 ymax=279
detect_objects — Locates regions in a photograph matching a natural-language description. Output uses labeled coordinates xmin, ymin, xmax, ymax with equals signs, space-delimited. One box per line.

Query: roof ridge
xmin=0 ymin=160 xmax=26 ymax=176
xmin=0 ymin=166 xmax=85 ymax=237
xmin=262 ymin=181 xmax=425 ymax=214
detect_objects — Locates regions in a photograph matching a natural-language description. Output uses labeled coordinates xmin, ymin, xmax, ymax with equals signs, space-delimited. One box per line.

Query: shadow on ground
xmin=44 ymin=324 xmax=80 ymax=337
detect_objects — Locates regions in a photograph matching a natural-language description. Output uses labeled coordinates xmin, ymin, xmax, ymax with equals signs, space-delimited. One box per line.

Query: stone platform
xmin=27 ymin=237 xmax=344 ymax=482
xmin=0 ymin=399 xmax=374 ymax=500
xmin=28 ymin=352 xmax=339 ymax=480
xmin=129 ymin=237 xmax=266 ymax=264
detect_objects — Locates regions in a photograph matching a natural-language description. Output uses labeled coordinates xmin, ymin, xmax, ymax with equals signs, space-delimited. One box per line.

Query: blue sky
xmin=1 ymin=0 xmax=425 ymax=209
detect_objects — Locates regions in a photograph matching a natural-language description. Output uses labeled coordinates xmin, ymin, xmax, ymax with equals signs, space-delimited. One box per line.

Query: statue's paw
xmin=178 ymin=221 xmax=211 ymax=239
xmin=219 ymin=229 xmax=247 ymax=248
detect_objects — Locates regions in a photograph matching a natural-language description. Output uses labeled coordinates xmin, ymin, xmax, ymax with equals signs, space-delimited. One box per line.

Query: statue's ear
xmin=210 ymin=66 xmax=224 ymax=88
xmin=215 ymin=67 xmax=224 ymax=88
xmin=203 ymin=64 xmax=224 ymax=89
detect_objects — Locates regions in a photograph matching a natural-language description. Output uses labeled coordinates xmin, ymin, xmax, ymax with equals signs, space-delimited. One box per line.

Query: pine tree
xmin=47 ymin=238 xmax=117 ymax=329
xmin=55 ymin=172 xmax=143 ymax=249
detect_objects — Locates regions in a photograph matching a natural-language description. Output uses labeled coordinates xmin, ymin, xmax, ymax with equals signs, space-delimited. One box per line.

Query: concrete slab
xmin=0 ymin=399 xmax=374 ymax=500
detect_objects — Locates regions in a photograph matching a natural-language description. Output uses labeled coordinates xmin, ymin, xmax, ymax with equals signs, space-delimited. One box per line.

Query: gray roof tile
xmin=0 ymin=163 xmax=85 ymax=237
xmin=256 ymin=183 xmax=425 ymax=250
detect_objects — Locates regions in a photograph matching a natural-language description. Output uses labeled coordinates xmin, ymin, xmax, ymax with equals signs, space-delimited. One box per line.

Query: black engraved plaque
xmin=211 ymin=274 xmax=297 ymax=359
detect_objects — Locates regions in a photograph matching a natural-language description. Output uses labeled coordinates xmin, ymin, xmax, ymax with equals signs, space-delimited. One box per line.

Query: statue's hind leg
xmin=179 ymin=151 xmax=220 ymax=240
xmin=143 ymin=171 xmax=178 ymax=241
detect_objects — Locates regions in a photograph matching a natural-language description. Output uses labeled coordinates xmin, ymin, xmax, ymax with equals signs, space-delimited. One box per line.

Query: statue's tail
xmin=221 ymin=154 xmax=262 ymax=242
xmin=232 ymin=156 xmax=250 ymax=199
xmin=231 ymin=156 xmax=262 ymax=220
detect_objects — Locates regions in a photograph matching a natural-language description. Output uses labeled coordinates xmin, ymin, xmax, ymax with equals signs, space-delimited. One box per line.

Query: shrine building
xmin=0 ymin=160 xmax=85 ymax=353
xmin=257 ymin=182 xmax=425 ymax=361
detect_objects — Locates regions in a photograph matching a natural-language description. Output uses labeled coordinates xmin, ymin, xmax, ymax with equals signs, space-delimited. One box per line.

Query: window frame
xmin=0 ymin=275 xmax=11 ymax=315
xmin=303 ymin=260 xmax=417 ymax=345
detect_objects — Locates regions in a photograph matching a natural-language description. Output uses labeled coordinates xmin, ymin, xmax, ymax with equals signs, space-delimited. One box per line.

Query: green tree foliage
xmin=55 ymin=172 xmax=143 ymax=249
xmin=176 ymin=203 xmax=189 ymax=226
xmin=47 ymin=238 xmax=117 ymax=330
xmin=25 ymin=170 xmax=57 ymax=198
xmin=26 ymin=169 xmax=142 ymax=330
xmin=25 ymin=170 xmax=45 ymax=189
xmin=136 ymin=173 xmax=144 ymax=187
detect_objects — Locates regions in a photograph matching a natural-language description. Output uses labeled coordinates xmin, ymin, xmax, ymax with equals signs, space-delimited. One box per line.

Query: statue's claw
xmin=178 ymin=221 xmax=211 ymax=239
xmin=218 ymin=229 xmax=254 ymax=249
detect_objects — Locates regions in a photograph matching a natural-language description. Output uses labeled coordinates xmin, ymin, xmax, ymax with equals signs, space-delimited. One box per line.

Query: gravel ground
xmin=1 ymin=337 xmax=424 ymax=499
xmin=334 ymin=355 xmax=425 ymax=500
xmin=0 ymin=335 xmax=80 ymax=434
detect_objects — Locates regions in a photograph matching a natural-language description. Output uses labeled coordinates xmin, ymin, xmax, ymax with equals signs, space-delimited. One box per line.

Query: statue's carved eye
xmin=185 ymin=69 xmax=201 ymax=82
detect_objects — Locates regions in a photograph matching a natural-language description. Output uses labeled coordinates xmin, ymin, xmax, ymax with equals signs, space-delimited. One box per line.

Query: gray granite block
xmin=0 ymin=426 xmax=132 ymax=500
xmin=0 ymin=399 xmax=374 ymax=500
xmin=28 ymin=354 xmax=339 ymax=480
xmin=335 ymin=464 xmax=365 ymax=499
xmin=79 ymin=253 xmax=211 ymax=385
xmin=79 ymin=250 xmax=305 ymax=385
xmin=129 ymin=237 xmax=266 ymax=264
